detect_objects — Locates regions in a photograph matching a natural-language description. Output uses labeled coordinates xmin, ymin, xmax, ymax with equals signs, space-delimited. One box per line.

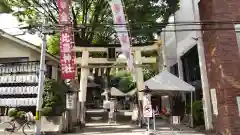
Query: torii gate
xmin=74 ymin=43 xmax=160 ymax=125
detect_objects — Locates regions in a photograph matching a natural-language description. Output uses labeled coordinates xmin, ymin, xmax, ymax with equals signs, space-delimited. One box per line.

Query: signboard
xmin=66 ymin=93 xmax=74 ymax=109
xmin=143 ymin=94 xmax=152 ymax=117
xmin=143 ymin=104 xmax=153 ymax=118
xmin=108 ymin=0 xmax=133 ymax=70
xmin=236 ymin=96 xmax=240 ymax=116
xmin=172 ymin=116 xmax=180 ymax=125
xmin=58 ymin=0 xmax=76 ymax=79
xmin=210 ymin=88 xmax=218 ymax=115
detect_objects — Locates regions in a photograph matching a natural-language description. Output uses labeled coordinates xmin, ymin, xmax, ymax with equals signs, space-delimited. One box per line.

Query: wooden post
xmin=78 ymin=49 xmax=89 ymax=126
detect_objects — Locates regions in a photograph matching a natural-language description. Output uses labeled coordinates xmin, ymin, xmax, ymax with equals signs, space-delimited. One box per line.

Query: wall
xmin=161 ymin=22 xmax=177 ymax=68
xmin=175 ymin=0 xmax=196 ymax=57
xmin=0 ymin=36 xmax=59 ymax=80
xmin=0 ymin=37 xmax=31 ymax=59
xmin=199 ymin=0 xmax=240 ymax=134
xmin=160 ymin=0 xmax=197 ymax=68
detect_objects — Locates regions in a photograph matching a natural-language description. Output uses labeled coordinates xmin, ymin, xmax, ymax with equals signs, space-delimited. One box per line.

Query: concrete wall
xmin=160 ymin=22 xmax=177 ymax=69
xmin=159 ymin=0 xmax=196 ymax=68
xmin=160 ymin=0 xmax=197 ymax=68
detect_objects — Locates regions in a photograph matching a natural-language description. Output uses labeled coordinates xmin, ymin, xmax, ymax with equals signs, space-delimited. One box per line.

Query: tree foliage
xmin=109 ymin=70 xmax=135 ymax=93
xmin=0 ymin=1 xmax=12 ymax=13
xmin=109 ymin=68 xmax=157 ymax=93
xmin=143 ymin=64 xmax=158 ymax=81
xmin=47 ymin=33 xmax=60 ymax=55
xmin=5 ymin=0 xmax=179 ymax=48
xmin=41 ymin=78 xmax=68 ymax=116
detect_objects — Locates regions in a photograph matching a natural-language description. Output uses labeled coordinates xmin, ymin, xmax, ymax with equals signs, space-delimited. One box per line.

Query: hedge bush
xmin=41 ymin=78 xmax=69 ymax=116
xmin=8 ymin=108 xmax=26 ymax=120
xmin=186 ymin=100 xmax=205 ymax=126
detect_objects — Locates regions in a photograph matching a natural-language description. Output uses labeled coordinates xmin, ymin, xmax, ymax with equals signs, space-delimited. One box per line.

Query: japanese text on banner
xmin=58 ymin=0 xmax=76 ymax=79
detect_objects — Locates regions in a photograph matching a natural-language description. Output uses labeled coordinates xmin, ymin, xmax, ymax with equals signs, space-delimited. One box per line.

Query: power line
xmin=1 ymin=20 xmax=240 ymax=30
xmin=1 ymin=21 xmax=240 ymax=36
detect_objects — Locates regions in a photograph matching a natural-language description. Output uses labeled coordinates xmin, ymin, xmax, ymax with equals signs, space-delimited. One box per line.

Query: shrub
xmin=16 ymin=111 xmax=26 ymax=119
xmin=186 ymin=100 xmax=205 ymax=126
xmin=41 ymin=78 xmax=68 ymax=116
xmin=8 ymin=109 xmax=26 ymax=120
xmin=8 ymin=108 xmax=18 ymax=117
xmin=41 ymin=107 xmax=53 ymax=116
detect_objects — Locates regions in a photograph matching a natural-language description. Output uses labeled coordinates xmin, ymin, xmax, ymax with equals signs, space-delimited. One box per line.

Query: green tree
xmin=0 ymin=1 xmax=12 ymax=13
xmin=143 ymin=64 xmax=158 ymax=81
xmin=5 ymin=0 xmax=179 ymax=52
xmin=47 ymin=34 xmax=60 ymax=55
xmin=109 ymin=70 xmax=136 ymax=93
xmin=109 ymin=68 xmax=157 ymax=93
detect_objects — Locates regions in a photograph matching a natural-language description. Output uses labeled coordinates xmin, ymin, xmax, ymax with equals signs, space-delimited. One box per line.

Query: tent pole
xmin=190 ymin=91 xmax=193 ymax=127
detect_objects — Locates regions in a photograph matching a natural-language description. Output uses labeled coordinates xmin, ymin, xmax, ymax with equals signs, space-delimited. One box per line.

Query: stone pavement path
xmin=65 ymin=121 xmax=207 ymax=135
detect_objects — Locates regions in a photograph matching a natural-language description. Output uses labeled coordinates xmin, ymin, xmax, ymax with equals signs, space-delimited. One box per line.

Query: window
xmin=181 ymin=45 xmax=201 ymax=82
xmin=170 ymin=63 xmax=179 ymax=77
xmin=46 ymin=65 xmax=52 ymax=79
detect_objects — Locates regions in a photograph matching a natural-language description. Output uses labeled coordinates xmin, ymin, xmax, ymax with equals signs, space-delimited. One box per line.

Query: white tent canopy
xmin=110 ymin=87 xmax=125 ymax=96
xmin=101 ymin=87 xmax=126 ymax=97
xmin=126 ymin=88 xmax=137 ymax=96
xmin=145 ymin=71 xmax=195 ymax=92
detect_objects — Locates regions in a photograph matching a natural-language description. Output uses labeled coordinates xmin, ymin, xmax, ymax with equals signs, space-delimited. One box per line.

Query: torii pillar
xmin=78 ymin=49 xmax=89 ymax=126
xmin=134 ymin=50 xmax=145 ymax=122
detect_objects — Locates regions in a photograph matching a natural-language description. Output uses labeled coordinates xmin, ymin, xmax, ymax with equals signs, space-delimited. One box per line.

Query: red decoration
xmin=119 ymin=34 xmax=129 ymax=44
xmin=58 ymin=0 xmax=76 ymax=79
xmin=113 ymin=4 xmax=121 ymax=13
xmin=115 ymin=15 xmax=123 ymax=24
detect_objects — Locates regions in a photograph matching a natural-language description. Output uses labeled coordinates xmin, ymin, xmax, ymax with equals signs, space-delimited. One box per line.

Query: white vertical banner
xmin=108 ymin=0 xmax=133 ymax=70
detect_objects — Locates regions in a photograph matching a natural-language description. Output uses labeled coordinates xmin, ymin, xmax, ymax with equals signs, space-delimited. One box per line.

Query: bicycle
xmin=1 ymin=118 xmax=35 ymax=135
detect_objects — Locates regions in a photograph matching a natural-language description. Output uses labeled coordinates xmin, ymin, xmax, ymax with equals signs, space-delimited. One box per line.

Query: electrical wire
xmin=1 ymin=20 xmax=240 ymax=30
xmin=39 ymin=27 xmax=240 ymax=33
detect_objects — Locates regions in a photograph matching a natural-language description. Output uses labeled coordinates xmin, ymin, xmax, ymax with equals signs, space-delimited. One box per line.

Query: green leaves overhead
xmin=5 ymin=0 xmax=179 ymax=45
xmin=47 ymin=33 xmax=60 ymax=56
xmin=0 ymin=1 xmax=12 ymax=13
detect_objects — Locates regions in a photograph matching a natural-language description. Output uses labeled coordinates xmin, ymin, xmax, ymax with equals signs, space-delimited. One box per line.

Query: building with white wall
xmin=0 ymin=30 xmax=60 ymax=80
xmin=159 ymin=0 xmax=213 ymax=130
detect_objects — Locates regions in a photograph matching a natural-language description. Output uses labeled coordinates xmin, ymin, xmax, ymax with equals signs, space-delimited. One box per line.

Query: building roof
xmin=0 ymin=30 xmax=59 ymax=63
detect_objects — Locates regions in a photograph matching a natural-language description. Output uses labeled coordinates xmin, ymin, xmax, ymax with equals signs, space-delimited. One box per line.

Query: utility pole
xmin=35 ymin=11 xmax=48 ymax=135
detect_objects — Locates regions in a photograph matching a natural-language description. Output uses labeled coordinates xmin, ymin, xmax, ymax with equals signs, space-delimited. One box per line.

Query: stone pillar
xmin=135 ymin=50 xmax=144 ymax=100
xmin=199 ymin=0 xmax=240 ymax=134
xmin=78 ymin=50 xmax=89 ymax=126
xmin=135 ymin=50 xmax=145 ymax=125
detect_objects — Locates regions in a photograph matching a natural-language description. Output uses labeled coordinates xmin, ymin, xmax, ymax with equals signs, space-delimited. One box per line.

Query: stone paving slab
xmin=64 ymin=122 xmax=207 ymax=135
